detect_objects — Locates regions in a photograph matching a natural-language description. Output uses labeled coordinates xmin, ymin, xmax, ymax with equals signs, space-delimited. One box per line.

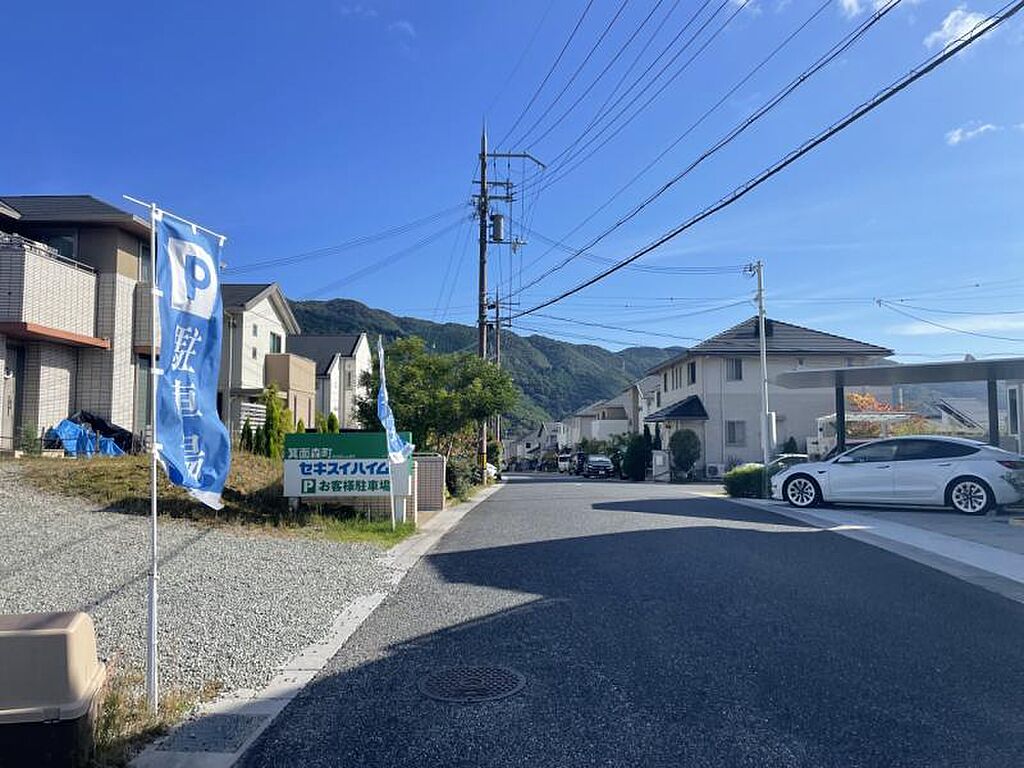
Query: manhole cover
xmin=419 ymin=665 xmax=526 ymax=703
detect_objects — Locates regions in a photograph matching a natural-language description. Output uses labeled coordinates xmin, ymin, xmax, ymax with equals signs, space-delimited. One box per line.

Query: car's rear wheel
xmin=947 ymin=477 xmax=993 ymax=515
xmin=783 ymin=475 xmax=820 ymax=508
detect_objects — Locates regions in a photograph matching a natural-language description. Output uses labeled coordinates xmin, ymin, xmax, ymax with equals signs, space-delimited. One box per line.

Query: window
xmin=139 ymin=242 xmax=152 ymax=282
xmin=841 ymin=441 xmax=898 ymax=463
xmin=270 ymin=332 xmax=282 ymax=354
xmin=797 ymin=357 xmax=805 ymax=367
xmin=656 ymin=391 xmax=661 ymax=407
xmin=252 ymin=323 xmax=258 ymax=337
xmin=251 ymin=346 xmax=257 ymax=360
xmin=663 ymin=372 xmax=668 ymax=391
xmin=725 ymin=421 xmax=745 ymax=445
xmin=726 ymin=358 xmax=743 ymax=381
xmin=687 ymin=361 xmax=696 ymax=385
xmin=895 ymin=439 xmax=980 ymax=461
xmin=39 ymin=228 xmax=77 ymax=261
xmin=347 ymin=371 xmax=353 ymax=387
xmin=845 ymin=357 xmax=855 ymax=367
xmin=1010 ymin=389 xmax=1019 ymax=436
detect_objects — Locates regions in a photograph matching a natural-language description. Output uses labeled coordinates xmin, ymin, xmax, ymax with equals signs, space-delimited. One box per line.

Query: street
xmin=240 ymin=474 xmax=1024 ymax=768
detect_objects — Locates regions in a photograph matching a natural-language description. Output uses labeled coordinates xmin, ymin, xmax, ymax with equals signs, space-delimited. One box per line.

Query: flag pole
xmin=388 ymin=458 xmax=396 ymax=532
xmin=146 ymin=201 xmax=160 ymax=714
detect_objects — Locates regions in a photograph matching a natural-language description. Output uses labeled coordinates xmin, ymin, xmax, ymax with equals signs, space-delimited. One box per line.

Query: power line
xmin=225 ymin=203 xmax=468 ymax=275
xmin=523 ymin=0 xmax=670 ymax=151
xmin=522 ymin=0 xmax=751 ymax=193
xmin=485 ymin=0 xmax=558 ymax=116
xmin=507 ymin=2 xmax=892 ymax=303
xmin=496 ymin=0 xmax=597 ymax=149
xmin=511 ymin=0 xmax=1020 ymax=319
xmin=877 ymin=301 xmax=1024 ymax=343
xmin=301 ymin=216 xmax=469 ymax=300
xmin=532 ymin=312 xmax=705 ymax=341
xmin=512 ymin=0 xmax=632 ymax=148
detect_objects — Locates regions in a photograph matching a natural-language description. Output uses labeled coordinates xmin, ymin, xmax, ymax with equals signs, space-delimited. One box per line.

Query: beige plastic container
xmin=0 ymin=611 xmax=106 ymax=767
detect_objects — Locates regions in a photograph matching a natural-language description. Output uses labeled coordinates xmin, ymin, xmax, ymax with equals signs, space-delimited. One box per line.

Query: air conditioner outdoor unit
xmin=705 ymin=463 xmax=725 ymax=479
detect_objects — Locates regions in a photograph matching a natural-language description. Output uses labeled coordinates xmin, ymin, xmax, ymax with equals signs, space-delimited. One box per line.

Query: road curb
xmin=131 ymin=481 xmax=506 ymax=768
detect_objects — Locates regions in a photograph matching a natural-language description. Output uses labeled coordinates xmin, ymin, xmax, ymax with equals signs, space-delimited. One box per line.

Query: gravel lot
xmin=0 ymin=462 xmax=396 ymax=694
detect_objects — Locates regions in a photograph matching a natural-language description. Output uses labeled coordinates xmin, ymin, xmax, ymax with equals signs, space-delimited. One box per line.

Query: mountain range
xmin=290 ymin=298 xmax=681 ymax=434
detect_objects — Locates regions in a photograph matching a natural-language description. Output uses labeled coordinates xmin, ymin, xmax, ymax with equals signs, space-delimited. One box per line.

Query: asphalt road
xmin=240 ymin=475 xmax=1024 ymax=767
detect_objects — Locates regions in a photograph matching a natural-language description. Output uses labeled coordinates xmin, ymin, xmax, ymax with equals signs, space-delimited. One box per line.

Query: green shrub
xmin=723 ymin=464 xmax=765 ymax=498
xmin=19 ymin=424 xmax=41 ymax=456
xmin=326 ymin=411 xmax=340 ymax=433
xmin=446 ymin=456 xmax=476 ymax=498
xmin=239 ymin=418 xmax=253 ymax=452
xmin=295 ymin=418 xmax=305 ymax=434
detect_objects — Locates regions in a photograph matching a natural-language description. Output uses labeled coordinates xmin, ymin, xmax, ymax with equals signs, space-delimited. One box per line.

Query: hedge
xmin=723 ymin=464 xmax=765 ymax=498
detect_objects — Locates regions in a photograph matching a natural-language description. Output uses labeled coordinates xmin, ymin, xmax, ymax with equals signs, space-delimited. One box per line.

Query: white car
xmin=771 ymin=435 xmax=1024 ymax=515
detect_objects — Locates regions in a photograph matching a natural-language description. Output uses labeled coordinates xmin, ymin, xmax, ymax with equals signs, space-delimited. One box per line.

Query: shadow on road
xmin=237 ymin=492 xmax=1024 ymax=768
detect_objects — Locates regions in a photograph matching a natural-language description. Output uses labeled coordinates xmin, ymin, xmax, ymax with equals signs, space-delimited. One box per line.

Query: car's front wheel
xmin=783 ymin=475 xmax=821 ymax=508
xmin=947 ymin=477 xmax=993 ymax=515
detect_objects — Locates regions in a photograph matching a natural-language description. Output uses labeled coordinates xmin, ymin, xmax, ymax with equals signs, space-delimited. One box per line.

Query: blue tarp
xmin=48 ymin=419 xmax=124 ymax=458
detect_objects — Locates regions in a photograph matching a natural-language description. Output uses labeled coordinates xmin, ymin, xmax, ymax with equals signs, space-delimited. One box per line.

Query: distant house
xmin=219 ymin=283 xmax=313 ymax=432
xmin=645 ymin=317 xmax=892 ymax=474
xmin=286 ymin=333 xmax=372 ymax=428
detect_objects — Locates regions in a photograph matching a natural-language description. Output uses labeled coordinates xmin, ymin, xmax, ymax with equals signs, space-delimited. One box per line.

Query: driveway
xmin=240 ymin=474 xmax=1024 ymax=768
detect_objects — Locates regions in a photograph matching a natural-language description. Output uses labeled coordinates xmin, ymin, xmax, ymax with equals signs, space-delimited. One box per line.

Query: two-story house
xmin=286 ymin=333 xmax=372 ymax=428
xmin=0 ymin=195 xmax=154 ymax=448
xmin=645 ymin=317 xmax=892 ymax=474
xmin=219 ymin=283 xmax=313 ymax=433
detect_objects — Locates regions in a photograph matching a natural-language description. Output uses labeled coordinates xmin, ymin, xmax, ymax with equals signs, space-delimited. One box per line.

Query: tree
xmin=621 ymin=434 xmax=647 ymax=481
xmin=315 ymin=413 xmax=328 ymax=433
xmin=240 ymin=418 xmax=253 ymax=452
xmin=354 ymin=336 xmax=518 ymax=458
xmin=259 ymin=384 xmax=289 ymax=459
xmin=253 ymin=425 xmax=265 ymax=456
xmin=295 ymin=418 xmax=305 ymax=434
xmin=653 ymin=423 xmax=663 ymax=450
xmin=326 ymin=411 xmax=340 ymax=433
xmin=668 ymin=429 xmax=701 ymax=476
xmin=781 ymin=435 xmax=799 ymax=454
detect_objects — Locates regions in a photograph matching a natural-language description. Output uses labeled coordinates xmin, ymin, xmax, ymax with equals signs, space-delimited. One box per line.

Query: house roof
xmin=286 ymin=334 xmax=364 ymax=375
xmin=645 ymin=395 xmax=709 ymax=422
xmin=647 ymin=317 xmax=892 ymax=374
xmin=0 ymin=195 xmax=149 ymax=236
xmin=222 ymin=282 xmax=301 ymax=335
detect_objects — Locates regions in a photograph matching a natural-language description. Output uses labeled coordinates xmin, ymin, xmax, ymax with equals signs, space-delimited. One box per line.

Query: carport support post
xmin=987 ymin=378 xmax=1000 ymax=447
xmin=835 ymin=379 xmax=846 ymax=454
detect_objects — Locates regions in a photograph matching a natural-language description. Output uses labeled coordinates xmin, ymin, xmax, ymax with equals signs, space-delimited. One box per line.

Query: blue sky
xmin=5 ymin=0 xmax=1023 ymax=360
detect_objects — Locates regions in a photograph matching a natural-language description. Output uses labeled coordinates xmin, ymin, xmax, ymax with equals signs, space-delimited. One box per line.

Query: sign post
xmin=124 ymin=195 xmax=231 ymax=714
xmin=376 ymin=336 xmax=413 ymax=531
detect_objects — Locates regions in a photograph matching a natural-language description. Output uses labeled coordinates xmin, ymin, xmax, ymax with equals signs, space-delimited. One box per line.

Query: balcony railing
xmin=0 ymin=231 xmax=98 ymax=339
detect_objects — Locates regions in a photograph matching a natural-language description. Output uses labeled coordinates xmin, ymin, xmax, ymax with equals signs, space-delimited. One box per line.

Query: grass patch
xmin=92 ymin=663 xmax=218 ymax=767
xmin=17 ymin=453 xmax=415 ymax=548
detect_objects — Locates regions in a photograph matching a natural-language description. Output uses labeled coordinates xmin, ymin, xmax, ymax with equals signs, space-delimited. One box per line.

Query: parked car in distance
xmin=557 ymin=454 xmax=572 ymax=473
xmin=583 ymin=454 xmax=614 ymax=479
xmin=772 ymin=435 xmax=1024 ymax=514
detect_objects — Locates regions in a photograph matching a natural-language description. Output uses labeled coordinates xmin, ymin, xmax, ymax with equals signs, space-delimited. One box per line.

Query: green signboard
xmin=283 ymin=431 xmax=413 ymax=460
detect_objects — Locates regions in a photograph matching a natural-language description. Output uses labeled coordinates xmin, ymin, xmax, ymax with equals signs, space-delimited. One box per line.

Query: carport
xmin=775 ymin=357 xmax=1024 ymax=453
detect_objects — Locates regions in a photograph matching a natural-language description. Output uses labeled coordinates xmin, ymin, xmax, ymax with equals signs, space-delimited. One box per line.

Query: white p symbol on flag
xmin=168 ymin=238 xmax=219 ymax=319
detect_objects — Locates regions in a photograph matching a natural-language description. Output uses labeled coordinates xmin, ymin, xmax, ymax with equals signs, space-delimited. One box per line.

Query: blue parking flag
xmin=155 ymin=215 xmax=231 ymax=509
xmin=377 ymin=336 xmax=414 ymax=464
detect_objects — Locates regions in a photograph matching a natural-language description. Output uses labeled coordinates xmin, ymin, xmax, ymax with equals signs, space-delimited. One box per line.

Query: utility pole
xmin=748 ymin=261 xmax=771 ymax=493
xmin=477 ymin=128 xmax=489 ymax=478
xmin=473 ymin=132 xmax=544 ymax=476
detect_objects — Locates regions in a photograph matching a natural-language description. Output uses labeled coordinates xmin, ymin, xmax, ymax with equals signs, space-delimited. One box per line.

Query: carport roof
xmin=645 ymin=395 xmax=708 ymax=422
xmin=775 ymin=357 xmax=1024 ymax=389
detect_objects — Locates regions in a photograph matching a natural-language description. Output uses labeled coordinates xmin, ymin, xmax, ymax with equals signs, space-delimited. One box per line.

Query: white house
xmin=645 ymin=317 xmax=892 ymax=475
xmin=286 ymin=333 xmax=372 ymax=428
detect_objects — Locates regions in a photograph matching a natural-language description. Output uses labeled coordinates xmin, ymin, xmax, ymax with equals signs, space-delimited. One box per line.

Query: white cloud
xmin=924 ymin=6 xmax=993 ymax=49
xmin=388 ymin=19 xmax=416 ymax=38
xmin=338 ymin=4 xmax=378 ymax=18
xmin=945 ymin=122 xmax=1000 ymax=145
xmin=889 ymin=314 xmax=1024 ymax=336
